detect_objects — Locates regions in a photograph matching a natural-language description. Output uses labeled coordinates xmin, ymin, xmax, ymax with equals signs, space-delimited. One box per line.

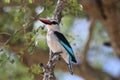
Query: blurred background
xmin=0 ymin=0 xmax=120 ymax=80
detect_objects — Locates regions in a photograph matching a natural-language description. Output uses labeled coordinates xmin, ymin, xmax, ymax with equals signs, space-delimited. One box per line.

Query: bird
xmin=39 ymin=18 xmax=77 ymax=74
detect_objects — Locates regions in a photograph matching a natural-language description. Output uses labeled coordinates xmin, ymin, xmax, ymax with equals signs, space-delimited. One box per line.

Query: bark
xmin=53 ymin=0 xmax=66 ymax=23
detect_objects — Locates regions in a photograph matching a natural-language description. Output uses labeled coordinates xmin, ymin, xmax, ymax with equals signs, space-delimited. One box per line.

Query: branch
xmin=81 ymin=17 xmax=103 ymax=80
xmin=41 ymin=51 xmax=62 ymax=80
xmin=0 ymin=32 xmax=11 ymax=36
xmin=42 ymin=0 xmax=66 ymax=80
xmin=82 ymin=17 xmax=95 ymax=63
xmin=81 ymin=17 xmax=117 ymax=80
xmin=80 ymin=17 xmax=111 ymax=80
xmin=53 ymin=0 xmax=66 ymax=23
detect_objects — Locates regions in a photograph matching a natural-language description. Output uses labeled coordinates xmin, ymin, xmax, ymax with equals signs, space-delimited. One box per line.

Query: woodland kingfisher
xmin=39 ymin=18 xmax=77 ymax=74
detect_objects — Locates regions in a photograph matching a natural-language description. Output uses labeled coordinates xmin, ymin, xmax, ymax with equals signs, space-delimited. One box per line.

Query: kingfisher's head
xmin=39 ymin=18 xmax=59 ymax=31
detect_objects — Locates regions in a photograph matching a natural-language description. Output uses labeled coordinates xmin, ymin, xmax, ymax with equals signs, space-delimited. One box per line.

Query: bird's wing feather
xmin=54 ymin=31 xmax=76 ymax=63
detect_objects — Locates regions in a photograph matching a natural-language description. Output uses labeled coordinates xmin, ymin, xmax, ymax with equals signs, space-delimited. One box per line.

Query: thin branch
xmin=82 ymin=17 xmax=117 ymax=80
xmin=0 ymin=32 xmax=11 ymax=36
xmin=81 ymin=17 xmax=103 ymax=80
xmin=81 ymin=17 xmax=106 ymax=80
xmin=82 ymin=17 xmax=95 ymax=63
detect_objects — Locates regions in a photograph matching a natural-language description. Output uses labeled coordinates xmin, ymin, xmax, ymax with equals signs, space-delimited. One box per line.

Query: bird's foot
xmin=51 ymin=51 xmax=62 ymax=59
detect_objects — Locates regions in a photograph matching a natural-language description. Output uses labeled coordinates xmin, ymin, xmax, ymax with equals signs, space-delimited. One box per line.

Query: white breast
xmin=47 ymin=31 xmax=62 ymax=52
xmin=46 ymin=31 xmax=69 ymax=63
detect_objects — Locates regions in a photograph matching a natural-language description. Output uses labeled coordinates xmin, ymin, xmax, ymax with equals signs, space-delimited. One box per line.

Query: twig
xmin=0 ymin=32 xmax=11 ymax=36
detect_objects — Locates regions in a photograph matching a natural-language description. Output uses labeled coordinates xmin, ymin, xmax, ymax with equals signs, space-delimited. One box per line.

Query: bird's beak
xmin=39 ymin=18 xmax=51 ymax=24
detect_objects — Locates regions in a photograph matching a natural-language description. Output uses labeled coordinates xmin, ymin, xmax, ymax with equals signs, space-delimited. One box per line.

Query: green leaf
xmin=4 ymin=0 xmax=10 ymax=3
xmin=10 ymin=59 xmax=15 ymax=64
xmin=1 ymin=53 xmax=7 ymax=59
xmin=0 ymin=53 xmax=7 ymax=66
xmin=14 ymin=17 xmax=19 ymax=22
xmin=31 ymin=64 xmax=43 ymax=74
xmin=28 ymin=43 xmax=35 ymax=55
xmin=73 ymin=0 xmax=78 ymax=4
xmin=29 ymin=0 xmax=33 ymax=3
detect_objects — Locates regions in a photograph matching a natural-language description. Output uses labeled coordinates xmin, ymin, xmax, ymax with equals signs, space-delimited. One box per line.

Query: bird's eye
xmin=51 ymin=21 xmax=58 ymax=25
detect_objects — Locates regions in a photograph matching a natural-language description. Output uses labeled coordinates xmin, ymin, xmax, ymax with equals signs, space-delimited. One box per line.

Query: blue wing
xmin=54 ymin=31 xmax=77 ymax=63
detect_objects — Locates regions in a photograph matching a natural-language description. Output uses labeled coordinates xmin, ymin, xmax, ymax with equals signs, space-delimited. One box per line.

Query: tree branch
xmin=82 ymin=17 xmax=95 ymax=63
xmin=53 ymin=0 xmax=66 ymax=23
xmin=81 ymin=17 xmax=103 ymax=80
xmin=41 ymin=51 xmax=62 ymax=80
xmin=42 ymin=0 xmax=66 ymax=80
xmin=81 ymin=16 xmax=116 ymax=80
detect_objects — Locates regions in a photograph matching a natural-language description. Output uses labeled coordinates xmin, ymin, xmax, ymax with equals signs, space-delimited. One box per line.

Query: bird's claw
xmin=51 ymin=51 xmax=62 ymax=58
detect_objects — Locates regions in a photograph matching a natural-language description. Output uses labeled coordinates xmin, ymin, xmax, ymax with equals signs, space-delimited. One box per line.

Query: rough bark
xmin=53 ymin=0 xmax=66 ymax=23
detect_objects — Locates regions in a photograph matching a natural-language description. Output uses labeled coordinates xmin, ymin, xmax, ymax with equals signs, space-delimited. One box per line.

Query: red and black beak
xmin=39 ymin=18 xmax=51 ymax=25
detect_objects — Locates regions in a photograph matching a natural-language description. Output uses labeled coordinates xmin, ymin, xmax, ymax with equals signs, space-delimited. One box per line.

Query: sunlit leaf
xmin=4 ymin=0 xmax=10 ymax=3
xmin=28 ymin=0 xmax=33 ymax=3
xmin=14 ymin=17 xmax=19 ymax=22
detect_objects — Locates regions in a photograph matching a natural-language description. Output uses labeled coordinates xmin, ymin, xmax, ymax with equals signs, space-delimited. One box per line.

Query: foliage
xmin=0 ymin=0 xmax=83 ymax=79
xmin=31 ymin=64 xmax=43 ymax=74
xmin=0 ymin=48 xmax=34 ymax=80
xmin=0 ymin=0 xmax=118 ymax=80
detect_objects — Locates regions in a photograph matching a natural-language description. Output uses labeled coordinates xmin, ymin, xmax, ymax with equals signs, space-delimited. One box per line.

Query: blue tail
xmin=68 ymin=56 xmax=73 ymax=75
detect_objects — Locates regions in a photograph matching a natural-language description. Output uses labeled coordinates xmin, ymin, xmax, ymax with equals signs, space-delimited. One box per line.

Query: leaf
xmin=10 ymin=59 xmax=15 ymax=64
xmin=29 ymin=0 xmax=33 ymax=3
xmin=28 ymin=42 xmax=35 ymax=55
xmin=31 ymin=64 xmax=43 ymax=74
xmin=0 ymin=53 xmax=7 ymax=66
xmin=4 ymin=0 xmax=10 ymax=3
xmin=1 ymin=53 xmax=7 ymax=59
xmin=14 ymin=17 xmax=19 ymax=22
